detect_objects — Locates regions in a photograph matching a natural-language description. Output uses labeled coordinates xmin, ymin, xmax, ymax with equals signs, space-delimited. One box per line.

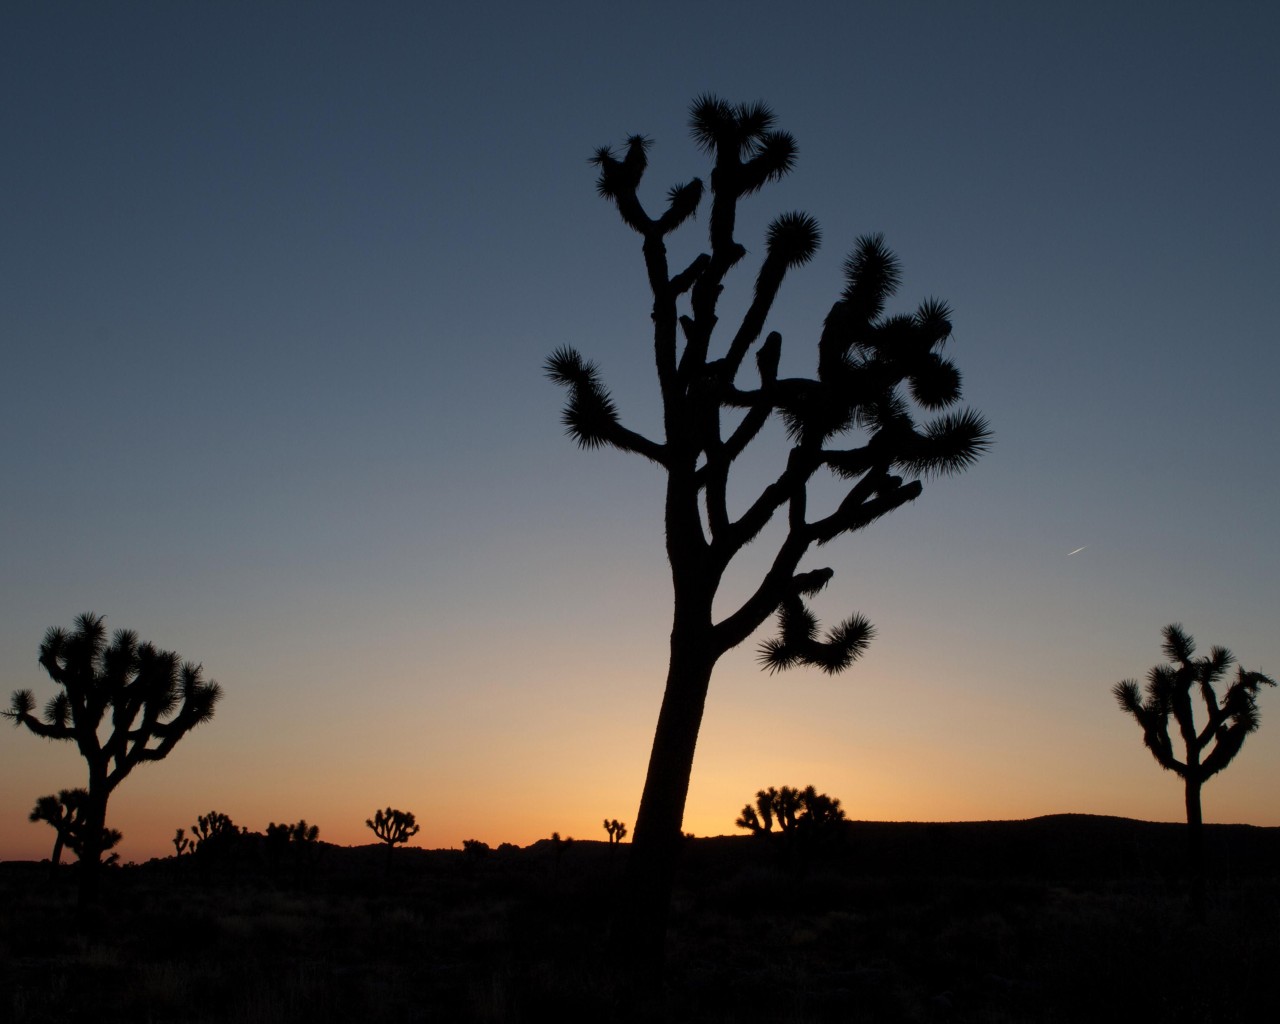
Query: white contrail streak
xmin=1067 ymin=546 xmax=1087 ymax=556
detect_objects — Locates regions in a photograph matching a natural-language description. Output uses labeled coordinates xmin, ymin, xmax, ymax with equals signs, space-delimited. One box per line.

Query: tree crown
xmin=549 ymin=97 xmax=990 ymax=671
xmin=6 ymin=613 xmax=222 ymax=790
xmin=1113 ymin=623 xmax=1275 ymax=780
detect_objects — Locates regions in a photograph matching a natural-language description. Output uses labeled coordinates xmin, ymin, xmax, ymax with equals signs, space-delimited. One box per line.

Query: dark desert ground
xmin=4 ymin=814 xmax=1276 ymax=1024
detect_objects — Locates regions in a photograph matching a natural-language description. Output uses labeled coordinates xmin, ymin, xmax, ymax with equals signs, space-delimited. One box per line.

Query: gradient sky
xmin=3 ymin=2 xmax=1278 ymax=863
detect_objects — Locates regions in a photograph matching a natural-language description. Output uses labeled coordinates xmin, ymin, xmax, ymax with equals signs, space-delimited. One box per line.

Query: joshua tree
xmin=1112 ymin=623 xmax=1275 ymax=921
xmin=173 ymin=828 xmax=191 ymax=856
xmin=5 ymin=613 xmax=222 ymax=906
xmin=367 ymin=807 xmax=419 ymax=871
xmin=604 ymin=818 xmax=629 ymax=843
xmin=188 ymin=810 xmax=243 ymax=859
xmin=547 ymin=96 xmax=989 ymax=964
xmin=266 ymin=819 xmax=323 ymax=882
xmin=547 ymin=831 xmax=575 ymax=886
xmin=462 ymin=838 xmax=491 ymax=862
xmin=30 ymin=790 xmax=123 ymax=874
xmin=29 ymin=789 xmax=85 ymax=867
xmin=366 ymin=807 xmax=420 ymax=847
xmin=735 ymin=785 xmax=845 ymax=836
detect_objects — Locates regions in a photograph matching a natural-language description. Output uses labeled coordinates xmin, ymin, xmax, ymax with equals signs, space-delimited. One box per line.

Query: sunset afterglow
xmin=3 ymin=2 xmax=1277 ymax=866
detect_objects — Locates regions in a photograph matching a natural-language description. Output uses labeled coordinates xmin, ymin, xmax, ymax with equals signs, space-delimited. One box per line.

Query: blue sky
xmin=2 ymin=1 xmax=1277 ymax=860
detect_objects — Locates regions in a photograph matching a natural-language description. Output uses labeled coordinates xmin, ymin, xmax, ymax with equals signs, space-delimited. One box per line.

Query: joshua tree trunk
xmin=622 ymin=630 xmax=716 ymax=968
xmin=77 ymin=775 xmax=109 ymax=910
xmin=1185 ymin=775 xmax=1206 ymax=924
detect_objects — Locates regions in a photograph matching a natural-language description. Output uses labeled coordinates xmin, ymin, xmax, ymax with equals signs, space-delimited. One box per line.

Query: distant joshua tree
xmin=1113 ymin=623 xmax=1275 ymax=921
xmin=549 ymin=831 xmax=574 ymax=886
xmin=5 ymin=614 xmax=221 ymax=906
xmin=462 ymin=838 xmax=491 ymax=859
xmin=267 ymin=819 xmax=320 ymax=849
xmin=189 ymin=810 xmax=241 ymax=852
xmin=735 ymin=785 xmax=846 ymax=837
xmin=266 ymin=820 xmax=323 ymax=882
xmin=603 ymin=818 xmax=629 ymax=843
xmin=173 ymin=828 xmax=191 ymax=856
xmin=185 ymin=814 xmax=244 ymax=870
xmin=547 ymin=96 xmax=989 ymax=966
xmin=367 ymin=807 xmax=420 ymax=871
xmin=366 ymin=807 xmax=420 ymax=848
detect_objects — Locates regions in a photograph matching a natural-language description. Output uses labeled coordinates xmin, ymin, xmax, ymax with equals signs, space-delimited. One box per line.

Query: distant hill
xmin=683 ymin=813 xmax=1280 ymax=881
xmin=5 ymin=814 xmax=1277 ymax=884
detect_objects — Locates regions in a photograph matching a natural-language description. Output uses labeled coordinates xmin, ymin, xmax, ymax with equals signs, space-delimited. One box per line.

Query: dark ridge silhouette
xmin=3 ymin=816 xmax=1275 ymax=1021
xmin=1112 ymin=623 xmax=1275 ymax=921
xmin=5 ymin=613 xmax=221 ymax=908
xmin=547 ymin=96 xmax=990 ymax=970
xmin=603 ymin=818 xmax=628 ymax=843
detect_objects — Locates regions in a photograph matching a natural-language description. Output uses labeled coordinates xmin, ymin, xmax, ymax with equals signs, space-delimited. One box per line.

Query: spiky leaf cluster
xmin=1112 ymin=624 xmax=1275 ymax=781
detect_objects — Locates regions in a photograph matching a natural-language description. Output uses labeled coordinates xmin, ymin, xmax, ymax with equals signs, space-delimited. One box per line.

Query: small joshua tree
xmin=367 ymin=807 xmax=420 ymax=870
xmin=185 ymin=811 xmax=244 ymax=882
xmin=462 ymin=838 xmax=490 ymax=860
xmin=603 ymin=818 xmax=629 ymax=843
xmin=190 ymin=810 xmax=240 ymax=852
xmin=5 ymin=614 xmax=221 ymax=906
xmin=30 ymin=790 xmax=123 ymax=872
xmin=29 ymin=789 xmax=86 ymax=867
xmin=1113 ymin=624 xmax=1275 ymax=921
xmin=735 ymin=785 xmax=845 ymax=837
xmin=266 ymin=820 xmax=323 ymax=883
xmin=366 ymin=807 xmax=420 ymax=847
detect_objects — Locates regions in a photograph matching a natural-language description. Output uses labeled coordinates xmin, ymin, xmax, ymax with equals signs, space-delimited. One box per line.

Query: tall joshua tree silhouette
xmin=5 ymin=613 xmax=221 ymax=906
xmin=547 ymin=96 xmax=989 ymax=966
xmin=1113 ymin=623 xmax=1274 ymax=921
